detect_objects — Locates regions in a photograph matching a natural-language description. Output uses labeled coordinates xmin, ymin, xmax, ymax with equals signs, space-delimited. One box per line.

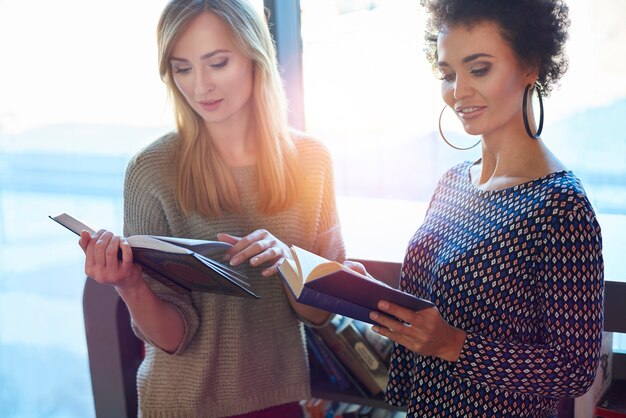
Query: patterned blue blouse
xmin=385 ymin=161 xmax=604 ymax=417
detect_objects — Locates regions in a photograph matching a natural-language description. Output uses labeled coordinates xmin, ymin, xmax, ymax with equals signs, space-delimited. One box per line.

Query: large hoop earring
xmin=438 ymin=105 xmax=481 ymax=150
xmin=522 ymin=83 xmax=544 ymax=139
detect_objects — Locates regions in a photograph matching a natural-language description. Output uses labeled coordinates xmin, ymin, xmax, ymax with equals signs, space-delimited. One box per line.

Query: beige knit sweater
xmin=122 ymin=133 xmax=345 ymax=418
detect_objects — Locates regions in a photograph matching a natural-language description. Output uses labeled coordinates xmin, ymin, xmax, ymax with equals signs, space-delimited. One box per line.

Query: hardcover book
xmin=314 ymin=316 xmax=389 ymax=396
xmin=352 ymin=320 xmax=393 ymax=365
xmin=306 ymin=326 xmax=369 ymax=397
xmin=306 ymin=326 xmax=353 ymax=391
xmin=50 ymin=213 xmax=258 ymax=298
xmin=278 ymin=245 xmax=433 ymax=324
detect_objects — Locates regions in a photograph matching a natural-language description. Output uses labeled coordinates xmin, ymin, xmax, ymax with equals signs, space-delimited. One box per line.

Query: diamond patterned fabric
xmin=385 ymin=161 xmax=604 ymax=417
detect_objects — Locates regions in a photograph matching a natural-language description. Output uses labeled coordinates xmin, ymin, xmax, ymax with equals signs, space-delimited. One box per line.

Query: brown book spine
xmin=315 ymin=323 xmax=384 ymax=395
xmin=335 ymin=322 xmax=389 ymax=392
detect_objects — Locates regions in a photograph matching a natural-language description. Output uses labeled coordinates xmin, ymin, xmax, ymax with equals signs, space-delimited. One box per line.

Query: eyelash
xmin=471 ymin=67 xmax=489 ymax=77
xmin=211 ymin=59 xmax=228 ymax=69
xmin=439 ymin=66 xmax=490 ymax=82
xmin=172 ymin=59 xmax=229 ymax=74
xmin=439 ymin=73 xmax=455 ymax=82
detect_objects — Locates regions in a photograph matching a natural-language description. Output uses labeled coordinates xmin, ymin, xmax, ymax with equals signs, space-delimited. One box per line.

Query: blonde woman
xmin=78 ymin=1 xmax=344 ymax=416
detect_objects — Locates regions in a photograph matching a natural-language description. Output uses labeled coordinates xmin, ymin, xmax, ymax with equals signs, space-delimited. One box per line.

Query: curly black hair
xmin=421 ymin=0 xmax=570 ymax=95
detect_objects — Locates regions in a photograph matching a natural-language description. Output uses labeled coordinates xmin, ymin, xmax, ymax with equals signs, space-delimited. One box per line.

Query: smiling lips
xmin=199 ymin=99 xmax=223 ymax=111
xmin=455 ymin=105 xmax=486 ymax=119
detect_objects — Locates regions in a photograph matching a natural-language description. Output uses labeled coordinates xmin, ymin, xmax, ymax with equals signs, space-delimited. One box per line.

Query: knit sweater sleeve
xmin=122 ymin=138 xmax=200 ymax=354
xmin=452 ymin=203 xmax=604 ymax=398
xmin=306 ymin=138 xmax=346 ymax=263
xmin=289 ymin=136 xmax=345 ymax=329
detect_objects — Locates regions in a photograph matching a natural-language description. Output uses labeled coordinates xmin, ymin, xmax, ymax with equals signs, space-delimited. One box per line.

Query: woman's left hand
xmin=370 ymin=300 xmax=467 ymax=362
xmin=217 ymin=229 xmax=290 ymax=277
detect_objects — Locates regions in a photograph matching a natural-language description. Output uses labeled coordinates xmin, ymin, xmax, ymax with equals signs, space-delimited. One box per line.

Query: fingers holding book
xmin=342 ymin=260 xmax=368 ymax=277
xmin=217 ymin=229 xmax=291 ymax=277
xmin=79 ymin=229 xmax=143 ymax=290
xmin=370 ymin=300 xmax=466 ymax=362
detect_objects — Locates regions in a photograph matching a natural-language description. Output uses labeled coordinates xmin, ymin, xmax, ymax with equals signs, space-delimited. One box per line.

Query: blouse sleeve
xmin=452 ymin=204 xmax=604 ymax=398
xmin=123 ymin=151 xmax=200 ymax=355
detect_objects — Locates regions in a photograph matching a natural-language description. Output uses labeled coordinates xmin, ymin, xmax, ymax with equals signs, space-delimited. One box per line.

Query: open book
xmin=50 ymin=213 xmax=258 ymax=299
xmin=278 ymin=246 xmax=433 ymax=324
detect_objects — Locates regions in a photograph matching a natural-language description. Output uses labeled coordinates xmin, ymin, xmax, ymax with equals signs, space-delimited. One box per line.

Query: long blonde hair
xmin=157 ymin=0 xmax=301 ymax=218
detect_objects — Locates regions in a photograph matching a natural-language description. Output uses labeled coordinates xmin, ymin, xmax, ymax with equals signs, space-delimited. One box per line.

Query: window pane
xmin=300 ymin=0 xmax=481 ymax=262
xmin=300 ymin=0 xmax=625 ymax=267
xmin=0 ymin=0 xmax=268 ymax=414
xmin=299 ymin=0 xmax=626 ymax=352
xmin=0 ymin=1 xmax=168 ymax=416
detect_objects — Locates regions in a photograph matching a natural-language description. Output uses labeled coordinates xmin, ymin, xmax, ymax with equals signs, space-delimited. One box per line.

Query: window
xmin=299 ymin=0 xmax=626 ymax=349
xmin=299 ymin=0 xmax=626 ymax=268
xmin=0 ymin=0 xmax=262 ymax=416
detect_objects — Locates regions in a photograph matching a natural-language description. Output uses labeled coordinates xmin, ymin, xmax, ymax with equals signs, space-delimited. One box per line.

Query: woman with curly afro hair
xmin=360 ymin=1 xmax=605 ymax=416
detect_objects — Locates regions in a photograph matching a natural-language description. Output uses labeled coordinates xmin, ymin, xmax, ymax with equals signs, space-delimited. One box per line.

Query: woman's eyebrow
xmin=462 ymin=53 xmax=493 ymax=63
xmin=170 ymin=49 xmax=231 ymax=63
xmin=438 ymin=53 xmax=494 ymax=68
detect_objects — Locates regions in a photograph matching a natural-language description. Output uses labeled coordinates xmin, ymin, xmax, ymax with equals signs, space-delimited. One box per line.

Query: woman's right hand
xmin=79 ymin=229 xmax=144 ymax=290
xmin=343 ymin=260 xmax=369 ymax=277
xmin=80 ymin=230 xmax=184 ymax=352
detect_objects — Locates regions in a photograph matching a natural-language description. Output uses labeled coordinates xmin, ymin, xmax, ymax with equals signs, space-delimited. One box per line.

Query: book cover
xmin=314 ymin=317 xmax=388 ymax=396
xmin=306 ymin=327 xmax=352 ymax=391
xmin=356 ymin=406 xmax=375 ymax=418
xmin=334 ymin=319 xmax=389 ymax=394
xmin=352 ymin=320 xmax=393 ymax=365
xmin=50 ymin=213 xmax=258 ymax=299
xmin=303 ymin=398 xmax=330 ymax=418
xmin=306 ymin=326 xmax=370 ymax=398
xmin=278 ymin=246 xmax=433 ymax=324
xmin=340 ymin=404 xmax=363 ymax=418
xmin=371 ymin=409 xmax=394 ymax=418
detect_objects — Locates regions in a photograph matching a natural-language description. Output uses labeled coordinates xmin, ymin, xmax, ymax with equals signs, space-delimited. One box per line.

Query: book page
xmin=51 ymin=213 xmax=218 ymax=255
xmin=153 ymin=236 xmax=231 ymax=257
xmin=278 ymin=258 xmax=303 ymax=296
xmin=290 ymin=246 xmax=384 ymax=285
xmin=291 ymin=246 xmax=342 ymax=283
xmin=50 ymin=213 xmax=96 ymax=235
xmin=126 ymin=235 xmax=192 ymax=255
